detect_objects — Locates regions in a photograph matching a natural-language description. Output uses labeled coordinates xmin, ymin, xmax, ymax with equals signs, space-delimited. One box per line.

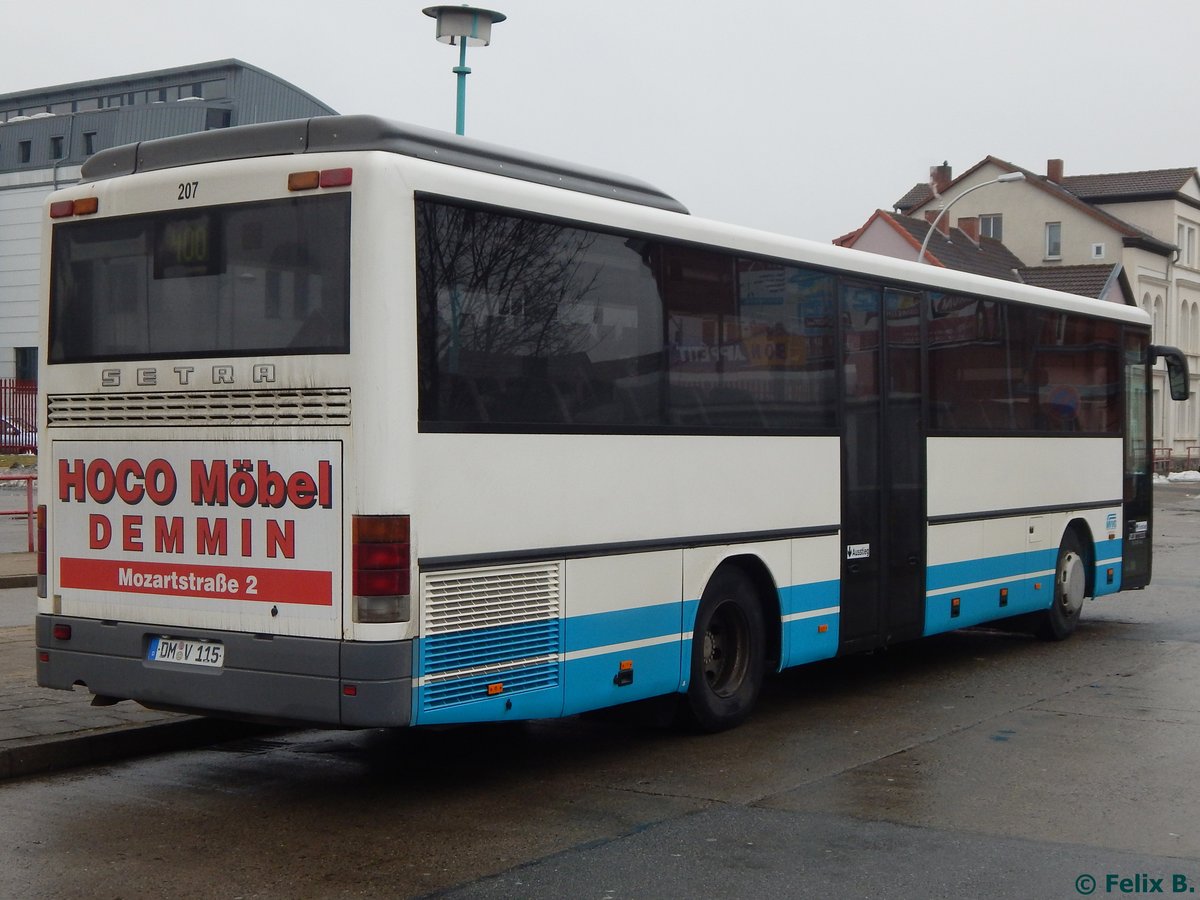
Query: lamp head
xmin=423 ymin=5 xmax=507 ymax=46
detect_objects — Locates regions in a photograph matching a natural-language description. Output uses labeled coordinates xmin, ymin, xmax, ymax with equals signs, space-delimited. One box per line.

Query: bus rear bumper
xmin=35 ymin=615 xmax=412 ymax=728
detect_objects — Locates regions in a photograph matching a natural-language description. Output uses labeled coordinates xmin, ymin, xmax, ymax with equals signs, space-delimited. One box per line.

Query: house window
xmin=1045 ymin=222 xmax=1062 ymax=259
xmin=1179 ymin=221 xmax=1198 ymax=268
xmin=18 ymin=141 xmax=31 ymax=163
xmin=14 ymin=347 xmax=36 ymax=382
xmin=50 ymin=136 xmax=63 ymax=159
xmin=980 ymin=214 xmax=1003 ymax=240
xmin=83 ymin=132 xmax=98 ymax=155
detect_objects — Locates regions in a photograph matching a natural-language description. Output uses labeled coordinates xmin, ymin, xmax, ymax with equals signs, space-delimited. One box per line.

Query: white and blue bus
xmin=35 ymin=116 xmax=1189 ymax=731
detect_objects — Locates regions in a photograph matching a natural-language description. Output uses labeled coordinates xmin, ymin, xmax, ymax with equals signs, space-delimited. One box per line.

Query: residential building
xmin=835 ymin=208 xmax=1133 ymax=303
xmin=889 ymin=157 xmax=1199 ymax=461
xmin=0 ymin=60 xmax=337 ymax=382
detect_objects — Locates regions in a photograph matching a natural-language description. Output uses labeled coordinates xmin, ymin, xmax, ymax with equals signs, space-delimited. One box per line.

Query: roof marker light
xmin=50 ymin=198 xmax=99 ymax=218
xmin=288 ymin=171 xmax=321 ymax=191
xmin=319 ymin=168 xmax=353 ymax=188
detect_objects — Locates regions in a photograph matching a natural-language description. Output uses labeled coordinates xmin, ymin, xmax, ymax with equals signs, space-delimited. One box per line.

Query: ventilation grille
xmin=421 ymin=562 xmax=563 ymax=710
xmin=47 ymin=389 xmax=351 ymax=427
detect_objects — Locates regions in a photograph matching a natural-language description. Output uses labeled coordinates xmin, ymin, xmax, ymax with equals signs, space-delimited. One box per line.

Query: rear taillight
xmin=36 ymin=504 xmax=47 ymax=598
xmin=352 ymin=515 xmax=411 ymax=623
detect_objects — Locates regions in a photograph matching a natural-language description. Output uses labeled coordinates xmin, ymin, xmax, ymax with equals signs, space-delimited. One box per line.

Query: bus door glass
xmin=1123 ymin=329 xmax=1152 ymax=587
xmin=838 ymin=284 xmax=926 ymax=651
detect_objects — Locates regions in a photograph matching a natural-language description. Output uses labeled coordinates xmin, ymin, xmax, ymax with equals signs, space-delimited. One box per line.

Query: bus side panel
xmin=561 ymin=551 xmax=683 ymax=716
xmin=782 ymin=533 xmax=841 ymax=669
xmin=925 ymin=507 xmax=1123 ymax=635
xmin=925 ymin=437 xmax=1123 ymax=634
xmin=927 ymin=438 xmax=1122 ymax=521
xmin=926 ymin=518 xmax=1044 ymax=634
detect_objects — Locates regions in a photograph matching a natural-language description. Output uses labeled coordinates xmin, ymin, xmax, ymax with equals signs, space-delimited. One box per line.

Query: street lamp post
xmin=917 ymin=171 xmax=1026 ymax=263
xmin=423 ymin=5 xmax=506 ymax=136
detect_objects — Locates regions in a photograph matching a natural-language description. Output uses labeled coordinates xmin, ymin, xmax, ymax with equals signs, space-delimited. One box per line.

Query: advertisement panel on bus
xmin=52 ymin=441 xmax=341 ymax=626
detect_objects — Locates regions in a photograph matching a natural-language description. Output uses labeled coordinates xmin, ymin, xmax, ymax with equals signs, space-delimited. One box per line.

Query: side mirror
xmin=1150 ymin=344 xmax=1190 ymax=401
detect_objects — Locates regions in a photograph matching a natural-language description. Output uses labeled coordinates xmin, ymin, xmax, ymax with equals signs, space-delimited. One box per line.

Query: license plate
xmin=147 ymin=636 xmax=224 ymax=668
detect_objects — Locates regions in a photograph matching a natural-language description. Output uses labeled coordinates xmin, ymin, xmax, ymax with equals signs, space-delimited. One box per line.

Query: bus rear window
xmin=49 ymin=194 xmax=350 ymax=363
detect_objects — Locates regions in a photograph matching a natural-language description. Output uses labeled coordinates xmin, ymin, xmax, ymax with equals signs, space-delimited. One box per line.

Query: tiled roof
xmin=890 ymin=214 xmax=1025 ymax=280
xmin=1061 ymin=168 xmax=1196 ymax=201
xmin=1017 ymin=264 xmax=1118 ymax=299
xmin=894 ymin=183 xmax=934 ymax=213
xmin=902 ymin=156 xmax=1177 ymax=256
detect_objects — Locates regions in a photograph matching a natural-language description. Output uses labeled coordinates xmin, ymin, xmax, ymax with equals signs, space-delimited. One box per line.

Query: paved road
xmin=0 ymin=485 xmax=1196 ymax=899
xmin=0 ymin=585 xmax=34 ymax=628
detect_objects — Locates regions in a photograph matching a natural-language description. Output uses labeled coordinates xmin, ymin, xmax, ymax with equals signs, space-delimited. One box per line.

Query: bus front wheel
xmin=1040 ymin=531 xmax=1089 ymax=641
xmin=683 ymin=568 xmax=765 ymax=732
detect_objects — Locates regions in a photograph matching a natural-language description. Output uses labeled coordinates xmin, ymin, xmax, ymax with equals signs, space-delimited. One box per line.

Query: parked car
xmin=0 ymin=415 xmax=36 ymax=453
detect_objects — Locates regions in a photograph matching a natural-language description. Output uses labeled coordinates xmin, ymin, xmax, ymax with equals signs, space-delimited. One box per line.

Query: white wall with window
xmin=1178 ymin=219 xmax=1199 ymax=269
xmin=1045 ymin=222 xmax=1062 ymax=260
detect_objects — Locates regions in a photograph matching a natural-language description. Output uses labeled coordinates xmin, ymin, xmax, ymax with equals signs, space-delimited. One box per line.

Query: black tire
xmin=1039 ymin=530 xmax=1089 ymax=641
xmin=683 ymin=568 xmax=765 ymax=732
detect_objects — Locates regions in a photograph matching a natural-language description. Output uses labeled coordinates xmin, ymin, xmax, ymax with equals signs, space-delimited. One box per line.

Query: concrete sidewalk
xmin=0 ymin=541 xmax=261 ymax=781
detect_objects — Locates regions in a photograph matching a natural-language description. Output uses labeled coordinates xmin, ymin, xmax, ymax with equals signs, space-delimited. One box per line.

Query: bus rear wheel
xmin=1040 ymin=530 xmax=1089 ymax=641
xmin=683 ymin=568 xmax=765 ymax=732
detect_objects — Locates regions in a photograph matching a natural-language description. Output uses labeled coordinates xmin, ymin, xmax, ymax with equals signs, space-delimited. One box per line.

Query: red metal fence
xmin=0 ymin=474 xmax=37 ymax=551
xmin=0 ymin=379 xmax=36 ymax=454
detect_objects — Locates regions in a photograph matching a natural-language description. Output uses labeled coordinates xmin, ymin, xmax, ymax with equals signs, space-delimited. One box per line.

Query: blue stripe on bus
xmin=924 ymin=539 xmax=1124 ymax=634
xmin=563 ymin=601 xmax=680 ymax=654
xmin=779 ymin=579 xmax=841 ymax=668
xmin=413 ymin=537 xmax=1125 ymax=723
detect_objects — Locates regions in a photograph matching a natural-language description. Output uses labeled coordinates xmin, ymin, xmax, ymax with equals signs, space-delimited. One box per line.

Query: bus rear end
xmin=35 ymin=123 xmax=414 ymax=726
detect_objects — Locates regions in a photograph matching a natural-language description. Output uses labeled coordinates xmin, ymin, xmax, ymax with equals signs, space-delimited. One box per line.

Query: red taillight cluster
xmin=353 ymin=516 xmax=411 ymax=624
xmin=353 ymin=515 xmax=410 ymax=598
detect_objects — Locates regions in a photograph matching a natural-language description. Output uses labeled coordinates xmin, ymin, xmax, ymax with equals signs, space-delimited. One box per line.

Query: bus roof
xmin=79 ymin=114 xmax=690 ymax=215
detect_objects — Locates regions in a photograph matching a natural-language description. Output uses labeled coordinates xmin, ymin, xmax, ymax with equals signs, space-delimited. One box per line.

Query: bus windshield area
xmin=48 ymin=193 xmax=350 ymax=363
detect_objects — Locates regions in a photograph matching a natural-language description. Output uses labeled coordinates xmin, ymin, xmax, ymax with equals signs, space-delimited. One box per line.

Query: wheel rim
xmin=1058 ymin=550 xmax=1086 ymax=616
xmin=702 ymin=599 xmax=751 ymax=698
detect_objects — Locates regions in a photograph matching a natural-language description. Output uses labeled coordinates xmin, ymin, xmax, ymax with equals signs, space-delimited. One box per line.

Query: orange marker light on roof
xmin=288 ymin=171 xmax=321 ymax=191
xmin=50 ymin=197 xmax=99 ymax=218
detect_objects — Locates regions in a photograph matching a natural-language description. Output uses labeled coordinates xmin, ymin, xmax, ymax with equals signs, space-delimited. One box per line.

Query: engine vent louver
xmin=47 ymin=389 xmax=351 ymax=427
xmin=421 ymin=562 xmax=563 ymax=710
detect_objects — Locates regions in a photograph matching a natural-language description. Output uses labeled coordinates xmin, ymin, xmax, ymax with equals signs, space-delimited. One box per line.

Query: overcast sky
xmin=7 ymin=0 xmax=1199 ymax=241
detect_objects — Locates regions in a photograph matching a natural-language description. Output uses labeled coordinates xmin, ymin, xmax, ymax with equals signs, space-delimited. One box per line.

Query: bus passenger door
xmin=838 ymin=285 xmax=926 ymax=653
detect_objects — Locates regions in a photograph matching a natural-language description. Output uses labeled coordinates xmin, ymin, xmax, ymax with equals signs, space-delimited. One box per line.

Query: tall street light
xmin=423 ymin=5 xmax=506 ymax=136
xmin=917 ymin=171 xmax=1026 ymax=263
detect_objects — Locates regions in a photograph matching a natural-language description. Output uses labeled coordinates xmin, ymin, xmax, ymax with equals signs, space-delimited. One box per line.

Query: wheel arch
xmin=1062 ymin=517 xmax=1097 ymax=598
xmin=713 ymin=554 xmax=782 ymax=673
